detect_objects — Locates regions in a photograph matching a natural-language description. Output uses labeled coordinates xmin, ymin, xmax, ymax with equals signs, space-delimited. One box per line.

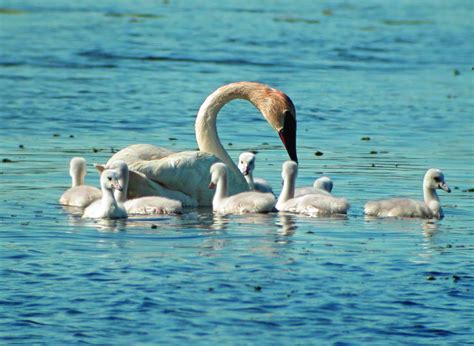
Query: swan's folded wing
xmin=108 ymin=144 xmax=174 ymax=164
xmin=130 ymin=151 xmax=221 ymax=205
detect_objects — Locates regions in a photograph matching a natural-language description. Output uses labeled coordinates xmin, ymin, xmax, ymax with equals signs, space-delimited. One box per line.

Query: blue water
xmin=1 ymin=1 xmax=473 ymax=344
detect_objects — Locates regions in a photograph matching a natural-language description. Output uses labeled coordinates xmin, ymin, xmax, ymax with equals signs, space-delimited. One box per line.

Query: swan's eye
xmin=107 ymin=177 xmax=112 ymax=181
xmin=433 ymin=177 xmax=441 ymax=183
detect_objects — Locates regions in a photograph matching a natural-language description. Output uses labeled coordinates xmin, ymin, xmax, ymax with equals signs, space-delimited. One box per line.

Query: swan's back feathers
xmin=109 ymin=144 xmax=174 ymax=163
xmin=217 ymin=191 xmax=276 ymax=214
xmin=124 ymin=196 xmax=182 ymax=215
xmin=124 ymin=150 xmax=247 ymax=206
xmin=280 ymin=194 xmax=349 ymax=216
xmin=253 ymin=178 xmax=274 ymax=194
xmin=364 ymin=198 xmax=435 ymax=218
xmin=294 ymin=186 xmax=331 ymax=197
xmin=59 ymin=186 xmax=102 ymax=208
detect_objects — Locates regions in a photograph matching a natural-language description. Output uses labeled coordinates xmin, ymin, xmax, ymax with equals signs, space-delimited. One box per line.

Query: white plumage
xmin=238 ymin=152 xmax=274 ymax=194
xmin=82 ymin=168 xmax=127 ymax=219
xmin=364 ymin=168 xmax=451 ymax=219
xmin=294 ymin=176 xmax=334 ymax=197
xmin=59 ymin=157 xmax=101 ymax=208
xmin=106 ymin=82 xmax=298 ymax=207
xmin=101 ymin=160 xmax=183 ymax=215
xmin=276 ymin=161 xmax=349 ymax=216
xmin=209 ymin=162 xmax=276 ymax=215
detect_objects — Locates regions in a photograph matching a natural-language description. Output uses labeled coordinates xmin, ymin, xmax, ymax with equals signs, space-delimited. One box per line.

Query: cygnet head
xmin=282 ymin=160 xmax=298 ymax=181
xmin=424 ymin=168 xmax=451 ymax=192
xmin=314 ymin=176 xmax=333 ymax=193
xmin=209 ymin=162 xmax=227 ymax=190
xmin=100 ymin=169 xmax=123 ymax=192
xmin=106 ymin=160 xmax=129 ymax=182
xmin=238 ymin=152 xmax=256 ymax=176
xmin=69 ymin=157 xmax=87 ymax=185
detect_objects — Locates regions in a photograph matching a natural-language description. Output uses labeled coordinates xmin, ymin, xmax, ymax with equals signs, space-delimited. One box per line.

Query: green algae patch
xmin=274 ymin=17 xmax=320 ymax=24
xmin=0 ymin=8 xmax=28 ymax=15
xmin=105 ymin=12 xmax=163 ymax=19
xmin=382 ymin=19 xmax=433 ymax=26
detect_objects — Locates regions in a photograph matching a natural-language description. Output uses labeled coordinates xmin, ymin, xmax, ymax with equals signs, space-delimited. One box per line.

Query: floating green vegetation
xmin=274 ymin=17 xmax=320 ymax=24
xmin=105 ymin=12 xmax=163 ymax=19
xmin=382 ymin=19 xmax=433 ymax=26
xmin=322 ymin=9 xmax=333 ymax=16
xmin=0 ymin=7 xmax=28 ymax=15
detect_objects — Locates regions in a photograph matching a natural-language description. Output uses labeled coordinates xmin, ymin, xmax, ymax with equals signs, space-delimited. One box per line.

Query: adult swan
xmin=106 ymin=81 xmax=298 ymax=206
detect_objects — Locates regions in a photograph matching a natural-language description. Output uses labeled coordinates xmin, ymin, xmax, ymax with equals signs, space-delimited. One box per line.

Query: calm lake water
xmin=1 ymin=0 xmax=473 ymax=344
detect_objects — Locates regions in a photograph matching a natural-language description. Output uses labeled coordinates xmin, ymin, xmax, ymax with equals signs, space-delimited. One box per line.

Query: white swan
xmin=294 ymin=176 xmax=334 ymax=197
xmin=276 ymin=161 xmax=349 ymax=216
xmin=237 ymin=152 xmax=274 ymax=194
xmin=59 ymin=157 xmax=101 ymax=207
xmin=82 ymin=168 xmax=127 ymax=219
xmin=103 ymin=160 xmax=183 ymax=215
xmin=106 ymin=82 xmax=297 ymax=206
xmin=209 ymin=162 xmax=276 ymax=214
xmin=364 ymin=168 xmax=451 ymax=219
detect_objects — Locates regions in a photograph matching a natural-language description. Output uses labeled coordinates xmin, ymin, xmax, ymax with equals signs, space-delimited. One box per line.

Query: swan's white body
xmin=209 ymin=163 xmax=276 ymax=214
xmin=238 ymin=152 xmax=274 ymax=194
xmin=102 ymin=160 xmax=183 ymax=215
xmin=82 ymin=169 xmax=127 ymax=219
xmin=59 ymin=157 xmax=101 ymax=208
xmin=106 ymin=82 xmax=297 ymax=207
xmin=364 ymin=168 xmax=451 ymax=219
xmin=294 ymin=176 xmax=333 ymax=197
xmin=276 ymin=161 xmax=349 ymax=216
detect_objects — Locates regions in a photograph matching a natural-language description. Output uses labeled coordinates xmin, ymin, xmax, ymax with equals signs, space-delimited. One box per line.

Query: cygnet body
xmin=238 ymin=152 xmax=273 ymax=194
xmin=59 ymin=157 xmax=101 ymax=207
xmin=276 ymin=161 xmax=349 ymax=216
xmin=364 ymin=168 xmax=451 ymax=219
xmin=294 ymin=176 xmax=333 ymax=197
xmin=107 ymin=160 xmax=183 ymax=215
xmin=209 ymin=162 xmax=276 ymax=214
xmin=82 ymin=168 xmax=127 ymax=219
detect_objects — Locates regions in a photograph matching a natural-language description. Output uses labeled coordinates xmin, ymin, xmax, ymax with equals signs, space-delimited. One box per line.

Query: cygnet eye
xmin=433 ymin=176 xmax=441 ymax=183
xmin=107 ymin=176 xmax=112 ymax=181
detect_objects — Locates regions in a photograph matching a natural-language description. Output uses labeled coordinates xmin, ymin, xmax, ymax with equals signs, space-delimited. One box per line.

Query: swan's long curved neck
xmin=277 ymin=172 xmax=296 ymax=206
xmin=101 ymin=187 xmax=118 ymax=210
xmin=244 ymin=173 xmax=255 ymax=190
xmin=71 ymin=174 xmax=84 ymax=187
xmin=114 ymin=171 xmax=129 ymax=204
xmin=213 ymin=173 xmax=228 ymax=204
xmin=423 ymin=186 xmax=439 ymax=205
xmin=196 ymin=83 xmax=265 ymax=176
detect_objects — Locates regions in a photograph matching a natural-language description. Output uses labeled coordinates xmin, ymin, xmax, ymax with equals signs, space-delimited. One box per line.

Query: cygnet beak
xmin=439 ymin=182 xmax=451 ymax=193
xmin=208 ymin=182 xmax=216 ymax=190
xmin=242 ymin=166 xmax=249 ymax=176
xmin=112 ymin=180 xmax=123 ymax=192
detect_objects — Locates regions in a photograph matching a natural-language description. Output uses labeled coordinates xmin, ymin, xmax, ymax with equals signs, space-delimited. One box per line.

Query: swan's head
xmin=257 ymin=87 xmax=298 ymax=164
xmin=424 ymin=168 xmax=451 ymax=193
xmin=281 ymin=160 xmax=298 ymax=182
xmin=314 ymin=176 xmax=333 ymax=193
xmin=209 ymin=162 xmax=227 ymax=189
xmin=238 ymin=152 xmax=256 ymax=176
xmin=70 ymin=157 xmax=87 ymax=178
xmin=100 ymin=169 xmax=123 ymax=192
xmin=106 ymin=160 xmax=129 ymax=184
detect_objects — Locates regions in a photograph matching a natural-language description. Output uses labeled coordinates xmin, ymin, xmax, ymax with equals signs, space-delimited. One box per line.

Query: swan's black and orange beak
xmin=278 ymin=113 xmax=298 ymax=163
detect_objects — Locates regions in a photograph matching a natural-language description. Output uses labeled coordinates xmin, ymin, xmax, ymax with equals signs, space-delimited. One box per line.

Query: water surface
xmin=1 ymin=0 xmax=473 ymax=344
